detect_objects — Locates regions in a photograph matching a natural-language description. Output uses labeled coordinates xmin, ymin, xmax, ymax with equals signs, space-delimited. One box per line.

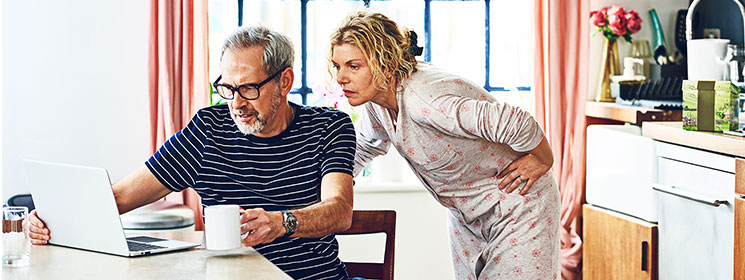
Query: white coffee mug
xmin=204 ymin=204 xmax=242 ymax=250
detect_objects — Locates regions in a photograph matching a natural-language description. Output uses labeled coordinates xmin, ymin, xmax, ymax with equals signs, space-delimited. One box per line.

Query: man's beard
xmin=232 ymin=85 xmax=282 ymax=135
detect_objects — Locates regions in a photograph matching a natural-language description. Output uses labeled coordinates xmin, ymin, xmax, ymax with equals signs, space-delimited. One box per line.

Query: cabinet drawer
xmin=655 ymin=141 xmax=735 ymax=173
xmin=583 ymin=204 xmax=657 ymax=280
xmin=657 ymin=157 xmax=734 ymax=197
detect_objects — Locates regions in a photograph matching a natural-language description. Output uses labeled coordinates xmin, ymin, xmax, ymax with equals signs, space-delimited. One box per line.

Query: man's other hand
xmin=28 ymin=210 xmax=50 ymax=245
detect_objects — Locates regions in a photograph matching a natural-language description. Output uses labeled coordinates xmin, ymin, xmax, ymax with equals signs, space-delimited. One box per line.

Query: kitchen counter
xmin=642 ymin=121 xmax=745 ymax=196
xmin=641 ymin=121 xmax=745 ymax=158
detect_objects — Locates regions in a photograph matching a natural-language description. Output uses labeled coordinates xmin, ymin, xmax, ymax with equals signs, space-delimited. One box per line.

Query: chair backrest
xmin=337 ymin=210 xmax=396 ymax=280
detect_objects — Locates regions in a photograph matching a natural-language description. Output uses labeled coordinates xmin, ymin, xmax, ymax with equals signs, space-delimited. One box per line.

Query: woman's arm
xmin=353 ymin=104 xmax=392 ymax=176
xmin=408 ymin=77 xmax=553 ymax=194
xmin=497 ymin=136 xmax=554 ymax=195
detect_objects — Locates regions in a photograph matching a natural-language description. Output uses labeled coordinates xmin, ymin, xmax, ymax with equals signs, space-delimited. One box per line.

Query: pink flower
xmin=625 ymin=9 xmax=641 ymax=22
xmin=589 ymin=11 xmax=605 ymax=27
xmin=311 ymin=80 xmax=345 ymax=108
xmin=627 ymin=18 xmax=642 ymax=34
xmin=607 ymin=13 xmax=627 ymax=36
xmin=590 ymin=5 xmax=640 ymax=42
xmin=606 ymin=5 xmax=625 ymax=17
xmin=625 ymin=10 xmax=642 ymax=34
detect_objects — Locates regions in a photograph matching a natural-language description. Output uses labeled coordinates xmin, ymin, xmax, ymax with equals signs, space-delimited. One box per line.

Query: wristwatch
xmin=280 ymin=210 xmax=297 ymax=237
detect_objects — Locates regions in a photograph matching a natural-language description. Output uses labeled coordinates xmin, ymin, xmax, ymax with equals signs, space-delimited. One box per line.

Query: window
xmin=208 ymin=0 xmax=533 ymax=107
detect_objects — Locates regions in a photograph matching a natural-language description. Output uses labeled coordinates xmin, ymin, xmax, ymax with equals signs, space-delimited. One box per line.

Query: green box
xmin=682 ymin=80 xmax=740 ymax=132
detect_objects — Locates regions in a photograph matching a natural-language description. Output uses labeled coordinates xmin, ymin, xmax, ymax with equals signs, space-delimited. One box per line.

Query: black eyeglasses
xmin=212 ymin=68 xmax=286 ymax=100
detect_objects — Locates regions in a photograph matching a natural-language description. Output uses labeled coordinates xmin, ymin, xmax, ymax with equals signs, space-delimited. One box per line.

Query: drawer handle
xmin=652 ymin=184 xmax=729 ymax=207
xmin=641 ymin=241 xmax=648 ymax=271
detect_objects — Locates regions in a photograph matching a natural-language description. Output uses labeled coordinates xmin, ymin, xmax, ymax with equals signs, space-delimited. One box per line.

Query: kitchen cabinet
xmin=642 ymin=121 xmax=745 ymax=279
xmin=582 ymin=204 xmax=657 ymax=280
xmin=581 ymin=103 xmax=678 ymax=278
xmin=736 ymin=197 xmax=745 ymax=280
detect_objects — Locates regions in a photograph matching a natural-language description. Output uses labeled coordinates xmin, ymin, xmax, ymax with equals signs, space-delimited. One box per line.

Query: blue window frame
xmin=217 ymin=0 xmax=532 ymax=105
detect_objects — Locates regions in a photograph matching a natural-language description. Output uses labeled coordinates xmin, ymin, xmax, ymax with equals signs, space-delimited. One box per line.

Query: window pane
xmin=368 ymin=1 xmax=425 ymax=39
xmin=307 ymin=1 xmax=424 ymax=94
xmin=430 ymin=1 xmax=485 ymax=86
xmin=209 ymin=1 xmax=302 ymax=88
xmin=306 ymin=0 xmax=366 ymax=91
xmin=208 ymin=0 xmax=239 ymax=82
xmin=242 ymin=0 xmax=302 ymax=87
xmin=489 ymin=0 xmax=533 ymax=89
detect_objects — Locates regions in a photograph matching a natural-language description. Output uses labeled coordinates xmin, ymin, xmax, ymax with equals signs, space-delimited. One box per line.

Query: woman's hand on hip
xmin=496 ymin=153 xmax=551 ymax=195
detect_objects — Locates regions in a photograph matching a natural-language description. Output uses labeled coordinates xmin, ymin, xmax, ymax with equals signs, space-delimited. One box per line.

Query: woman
xmin=329 ymin=10 xmax=560 ymax=279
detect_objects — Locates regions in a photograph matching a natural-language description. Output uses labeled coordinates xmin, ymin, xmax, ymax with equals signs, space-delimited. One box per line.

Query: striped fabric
xmin=146 ymin=102 xmax=356 ymax=280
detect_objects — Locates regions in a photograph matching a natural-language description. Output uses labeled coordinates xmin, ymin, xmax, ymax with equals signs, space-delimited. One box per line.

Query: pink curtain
xmin=149 ymin=0 xmax=210 ymax=231
xmin=533 ymin=0 xmax=589 ymax=279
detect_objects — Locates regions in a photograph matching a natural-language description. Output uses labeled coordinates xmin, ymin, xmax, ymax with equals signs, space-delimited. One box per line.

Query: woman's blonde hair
xmin=329 ymin=10 xmax=418 ymax=92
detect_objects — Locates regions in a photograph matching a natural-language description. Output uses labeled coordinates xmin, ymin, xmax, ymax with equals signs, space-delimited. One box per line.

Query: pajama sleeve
xmin=353 ymin=104 xmax=392 ymax=176
xmin=409 ymin=80 xmax=545 ymax=152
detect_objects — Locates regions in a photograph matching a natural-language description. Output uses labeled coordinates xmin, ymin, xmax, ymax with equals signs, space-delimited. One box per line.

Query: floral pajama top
xmin=353 ymin=63 xmax=561 ymax=279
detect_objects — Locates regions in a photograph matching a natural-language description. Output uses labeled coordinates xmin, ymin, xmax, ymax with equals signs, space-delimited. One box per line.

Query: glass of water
xmin=3 ymin=206 xmax=30 ymax=267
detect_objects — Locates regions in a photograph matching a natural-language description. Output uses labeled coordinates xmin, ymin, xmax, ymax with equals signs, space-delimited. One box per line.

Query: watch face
xmin=284 ymin=211 xmax=297 ymax=234
xmin=287 ymin=215 xmax=297 ymax=230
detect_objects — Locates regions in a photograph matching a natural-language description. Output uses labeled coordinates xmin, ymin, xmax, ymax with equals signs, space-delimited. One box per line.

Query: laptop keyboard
xmin=127 ymin=236 xmax=168 ymax=243
xmin=127 ymin=241 xmax=166 ymax=252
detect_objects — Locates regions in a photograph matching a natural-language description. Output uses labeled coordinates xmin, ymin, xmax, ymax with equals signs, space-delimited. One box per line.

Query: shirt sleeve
xmin=320 ymin=110 xmax=357 ymax=177
xmin=410 ymin=81 xmax=545 ymax=152
xmin=145 ymin=110 xmax=208 ymax=192
xmin=353 ymin=104 xmax=391 ymax=176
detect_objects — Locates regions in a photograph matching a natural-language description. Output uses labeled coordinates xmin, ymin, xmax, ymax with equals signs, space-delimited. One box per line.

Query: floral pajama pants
xmin=447 ymin=182 xmax=561 ymax=280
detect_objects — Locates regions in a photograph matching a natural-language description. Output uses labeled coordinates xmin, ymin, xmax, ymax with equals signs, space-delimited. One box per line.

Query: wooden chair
xmin=337 ymin=210 xmax=397 ymax=280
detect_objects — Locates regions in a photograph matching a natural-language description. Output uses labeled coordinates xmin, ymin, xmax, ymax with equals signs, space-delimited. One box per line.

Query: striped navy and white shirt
xmin=146 ymin=102 xmax=356 ymax=280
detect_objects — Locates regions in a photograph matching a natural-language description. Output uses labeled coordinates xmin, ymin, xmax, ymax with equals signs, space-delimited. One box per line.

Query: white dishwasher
xmin=653 ymin=141 xmax=736 ymax=280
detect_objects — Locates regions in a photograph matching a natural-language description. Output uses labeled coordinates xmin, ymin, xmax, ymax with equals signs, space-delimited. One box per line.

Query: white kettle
xmin=686 ymin=0 xmax=745 ymax=81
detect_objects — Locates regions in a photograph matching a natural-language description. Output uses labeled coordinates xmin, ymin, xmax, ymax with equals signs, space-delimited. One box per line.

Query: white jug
xmin=687 ymin=39 xmax=730 ymax=81
xmin=686 ymin=0 xmax=745 ymax=81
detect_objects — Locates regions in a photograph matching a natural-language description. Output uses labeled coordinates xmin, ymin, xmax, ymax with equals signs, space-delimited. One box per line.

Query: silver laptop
xmin=24 ymin=160 xmax=200 ymax=257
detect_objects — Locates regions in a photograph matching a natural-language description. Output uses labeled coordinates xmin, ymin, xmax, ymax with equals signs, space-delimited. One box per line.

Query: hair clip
xmin=408 ymin=31 xmax=424 ymax=56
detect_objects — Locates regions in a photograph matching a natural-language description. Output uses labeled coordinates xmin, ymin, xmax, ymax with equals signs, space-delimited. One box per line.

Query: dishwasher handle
xmin=652 ymin=184 xmax=730 ymax=207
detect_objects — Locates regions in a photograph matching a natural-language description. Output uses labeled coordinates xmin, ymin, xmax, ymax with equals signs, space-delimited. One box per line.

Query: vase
xmin=595 ymin=39 xmax=620 ymax=102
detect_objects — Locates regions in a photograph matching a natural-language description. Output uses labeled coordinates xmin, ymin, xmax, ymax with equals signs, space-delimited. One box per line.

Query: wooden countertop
xmin=585 ymin=101 xmax=681 ymax=126
xmin=641 ymin=121 xmax=745 ymax=158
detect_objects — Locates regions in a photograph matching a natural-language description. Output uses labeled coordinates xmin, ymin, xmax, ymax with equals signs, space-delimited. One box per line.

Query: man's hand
xmin=239 ymin=208 xmax=286 ymax=247
xmin=497 ymin=153 xmax=551 ymax=195
xmin=27 ymin=210 xmax=50 ymax=245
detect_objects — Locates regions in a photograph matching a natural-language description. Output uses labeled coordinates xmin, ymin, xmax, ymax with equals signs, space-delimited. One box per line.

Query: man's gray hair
xmin=220 ymin=26 xmax=294 ymax=78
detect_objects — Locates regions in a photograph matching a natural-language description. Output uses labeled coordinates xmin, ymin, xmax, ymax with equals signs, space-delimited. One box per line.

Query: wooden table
xmin=2 ymin=231 xmax=291 ymax=280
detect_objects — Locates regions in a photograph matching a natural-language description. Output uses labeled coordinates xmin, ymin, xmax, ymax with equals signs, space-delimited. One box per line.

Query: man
xmin=28 ymin=26 xmax=356 ymax=280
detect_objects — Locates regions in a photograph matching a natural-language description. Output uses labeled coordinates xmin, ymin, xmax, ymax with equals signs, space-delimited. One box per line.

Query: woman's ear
xmin=279 ymin=68 xmax=295 ymax=97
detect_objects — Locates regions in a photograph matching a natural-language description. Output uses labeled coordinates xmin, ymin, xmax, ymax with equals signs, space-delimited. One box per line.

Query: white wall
xmin=2 ymin=1 xmax=151 ymax=201
xmin=588 ymin=0 xmax=691 ymax=100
